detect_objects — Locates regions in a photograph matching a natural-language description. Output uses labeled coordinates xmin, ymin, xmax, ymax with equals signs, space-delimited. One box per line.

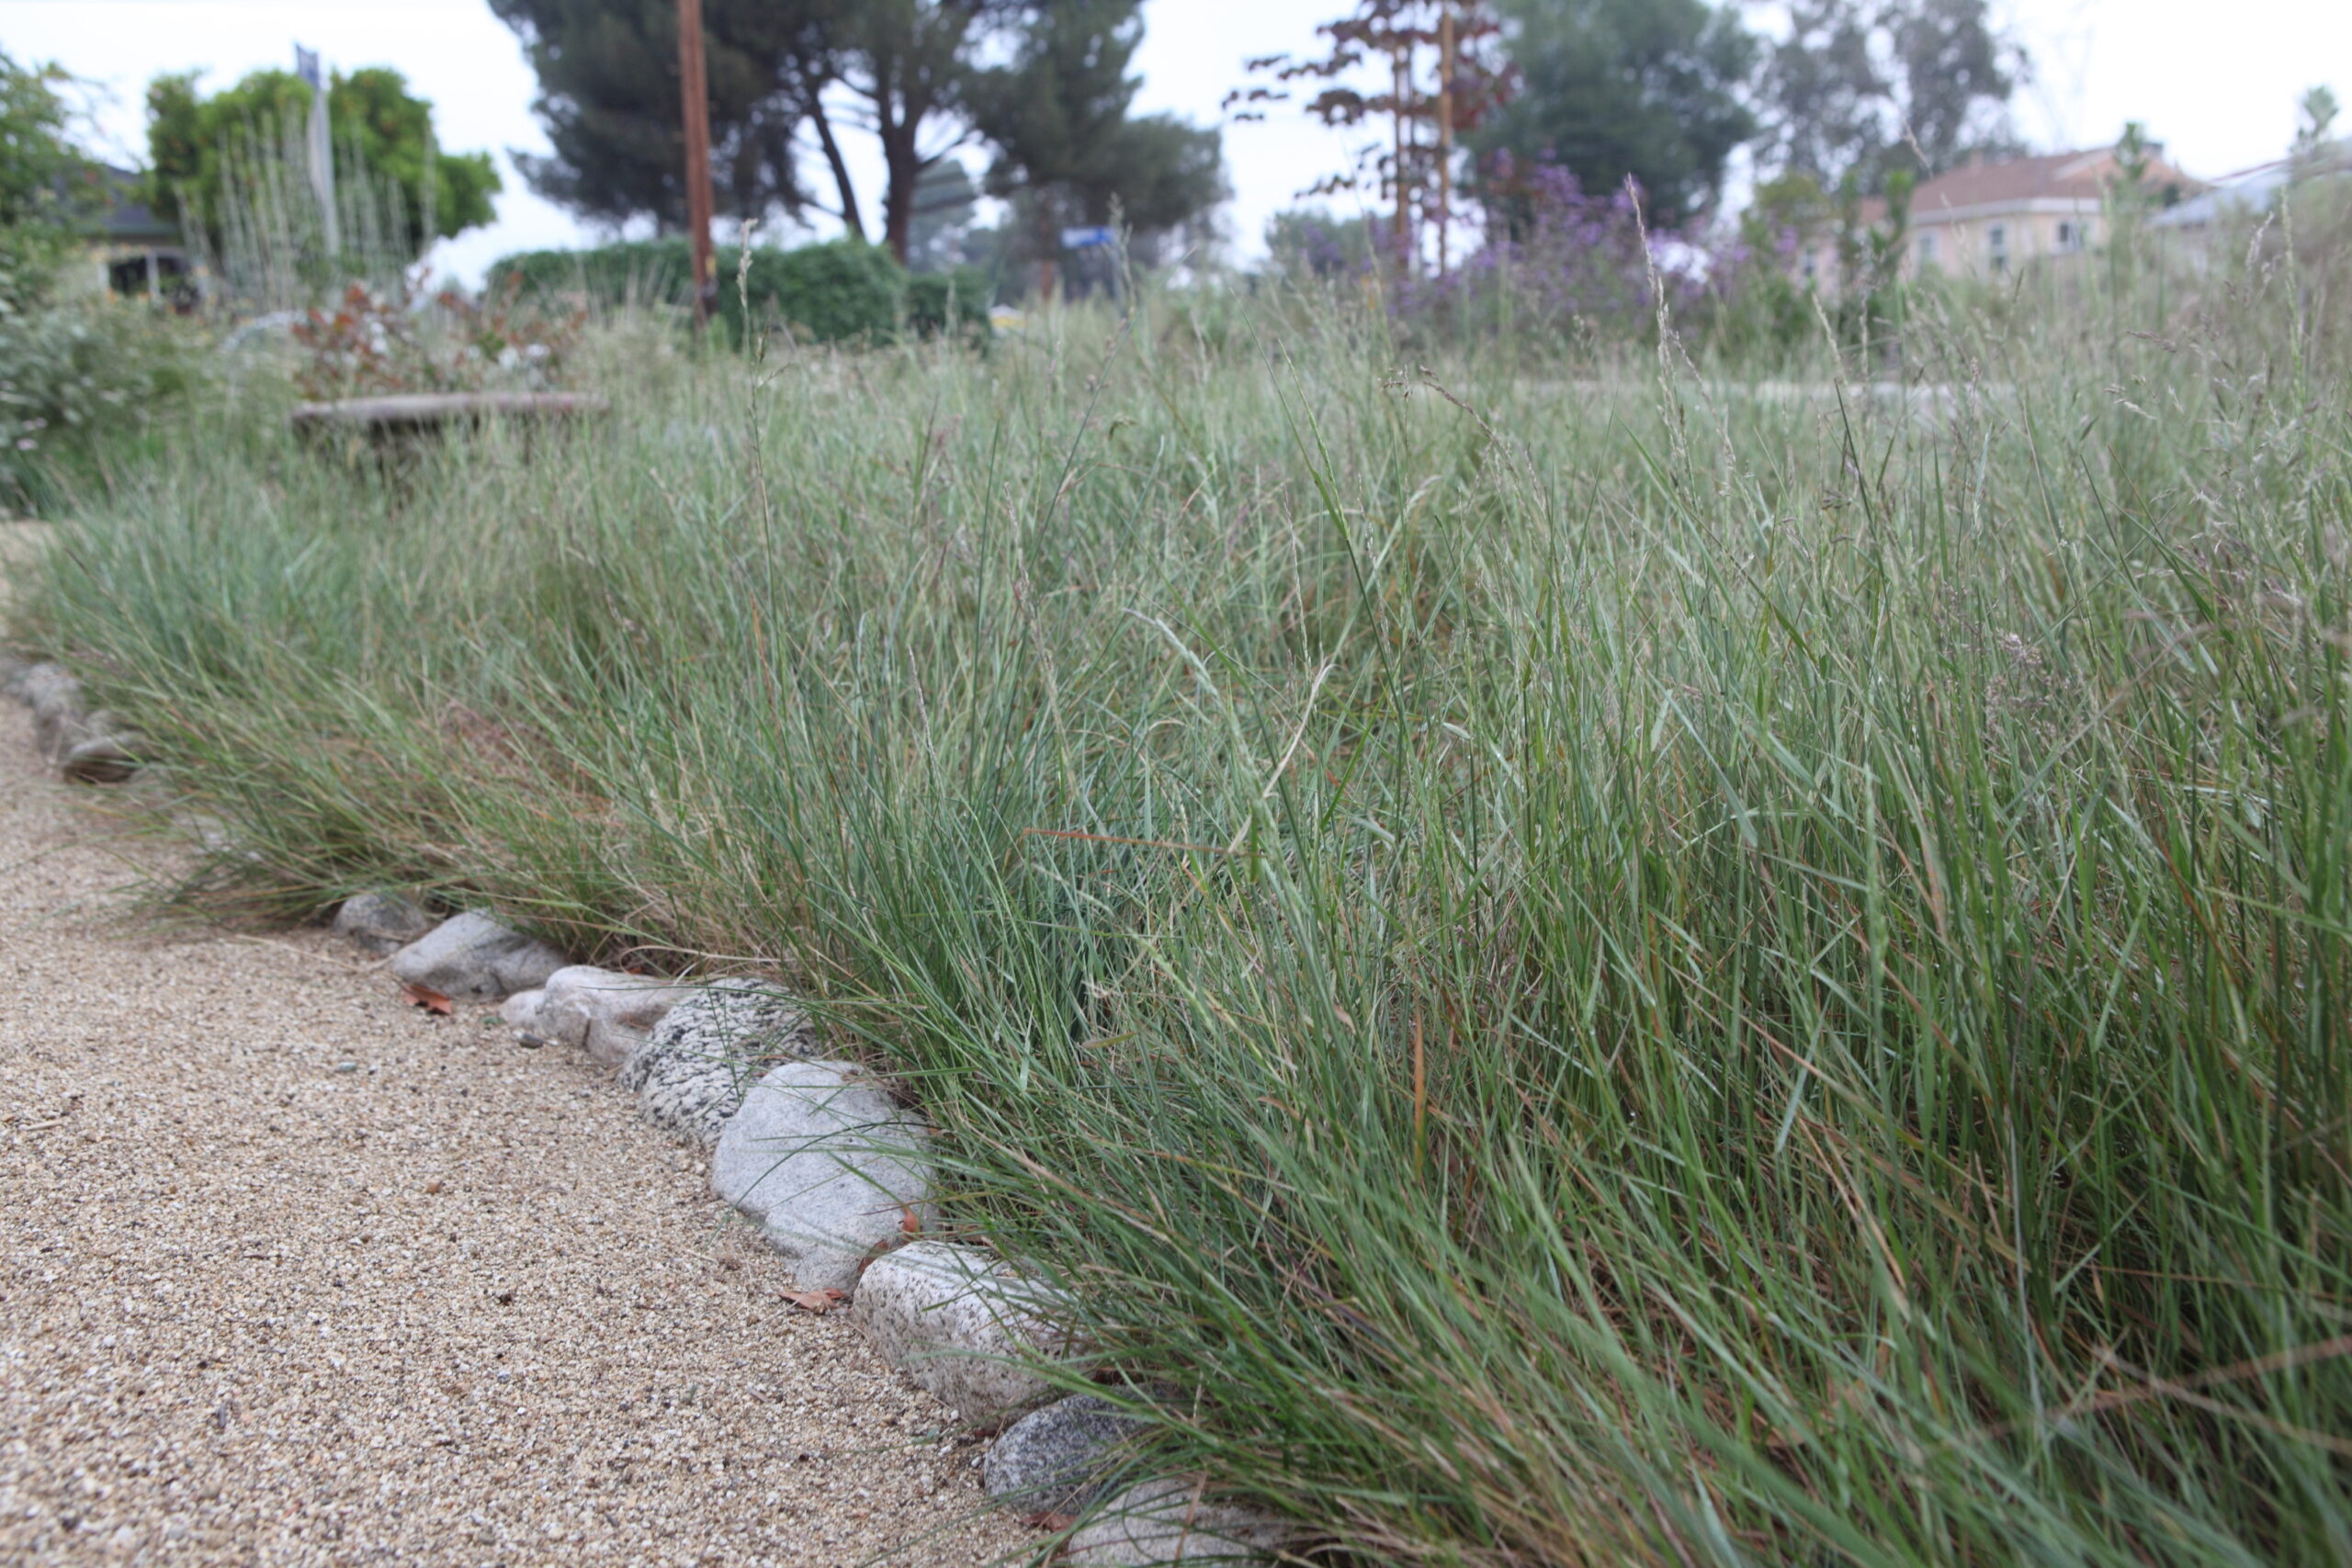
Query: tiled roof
xmin=96 ymin=164 xmax=179 ymax=244
xmin=1911 ymin=148 xmax=2201 ymax=216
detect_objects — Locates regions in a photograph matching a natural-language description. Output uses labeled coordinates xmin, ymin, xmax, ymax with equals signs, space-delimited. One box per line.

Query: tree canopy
xmin=965 ymin=0 xmax=1224 ymax=286
xmin=1757 ymin=0 xmax=2026 ymax=191
xmin=825 ymin=1 xmax=1027 ymax=264
xmin=488 ymin=0 xmax=1020 ymax=263
xmin=490 ymin=0 xmax=1222 ymax=270
xmin=145 ymin=66 xmax=499 ymax=252
xmin=486 ymin=0 xmax=838 ymax=232
xmin=0 ymin=50 xmax=98 ymax=308
xmin=1467 ymin=0 xmax=1756 ymax=228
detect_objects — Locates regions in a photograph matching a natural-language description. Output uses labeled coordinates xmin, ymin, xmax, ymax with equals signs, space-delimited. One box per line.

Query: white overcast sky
xmin=3 ymin=0 xmax=2345 ymax=283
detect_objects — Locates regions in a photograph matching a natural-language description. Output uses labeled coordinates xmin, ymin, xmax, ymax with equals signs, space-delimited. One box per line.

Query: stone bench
xmin=289 ymin=391 xmax=609 ymax=445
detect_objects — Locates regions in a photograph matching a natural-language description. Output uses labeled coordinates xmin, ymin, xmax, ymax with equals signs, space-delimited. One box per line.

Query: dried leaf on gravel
xmin=1020 ymin=1510 xmax=1078 ymax=1531
xmin=781 ymin=1287 xmax=849 ymax=1314
xmin=402 ymin=983 xmax=457 ymax=1015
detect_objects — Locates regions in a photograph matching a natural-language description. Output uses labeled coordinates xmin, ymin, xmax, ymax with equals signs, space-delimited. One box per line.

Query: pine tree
xmin=1467 ymin=0 xmax=1755 ymax=229
xmin=486 ymin=0 xmax=842 ymax=233
xmin=966 ymin=0 xmax=1225 ymax=296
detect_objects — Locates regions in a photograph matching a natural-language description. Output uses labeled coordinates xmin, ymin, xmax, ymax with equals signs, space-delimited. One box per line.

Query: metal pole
xmin=678 ymin=0 xmax=717 ymax=330
xmin=297 ymin=46 xmax=339 ymax=262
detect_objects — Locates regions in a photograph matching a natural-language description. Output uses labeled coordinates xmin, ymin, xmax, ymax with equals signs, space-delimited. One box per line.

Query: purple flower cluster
xmin=1387 ymin=155 xmax=1760 ymax=344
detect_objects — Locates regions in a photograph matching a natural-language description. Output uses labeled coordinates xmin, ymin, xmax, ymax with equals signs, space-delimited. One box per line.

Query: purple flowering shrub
xmin=1269 ymin=154 xmax=1811 ymax=362
xmin=1393 ymin=157 xmax=1684 ymax=343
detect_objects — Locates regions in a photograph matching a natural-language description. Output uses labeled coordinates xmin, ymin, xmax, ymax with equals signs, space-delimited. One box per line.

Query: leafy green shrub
xmin=904 ymin=266 xmax=994 ymax=341
xmin=488 ymin=237 xmax=983 ymax=347
xmin=0 ymin=50 xmax=100 ymax=316
xmin=0 ymin=299 xmax=210 ymax=503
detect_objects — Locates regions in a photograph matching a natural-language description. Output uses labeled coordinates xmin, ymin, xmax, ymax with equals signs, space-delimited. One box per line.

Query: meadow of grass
xmin=9 ymin=249 xmax=2351 ymax=1565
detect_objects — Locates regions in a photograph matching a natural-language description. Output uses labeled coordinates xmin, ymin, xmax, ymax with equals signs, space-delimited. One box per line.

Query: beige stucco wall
xmin=1911 ymin=207 xmax=2100 ymax=278
xmin=1782 ymin=203 xmax=2107 ymax=290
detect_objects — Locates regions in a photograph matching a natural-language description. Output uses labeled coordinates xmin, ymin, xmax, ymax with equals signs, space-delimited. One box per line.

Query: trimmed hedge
xmin=487 ymin=237 xmax=989 ymax=346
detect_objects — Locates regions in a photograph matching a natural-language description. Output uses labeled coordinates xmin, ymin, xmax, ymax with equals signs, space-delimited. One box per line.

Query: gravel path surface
xmin=0 ymin=563 xmax=1031 ymax=1564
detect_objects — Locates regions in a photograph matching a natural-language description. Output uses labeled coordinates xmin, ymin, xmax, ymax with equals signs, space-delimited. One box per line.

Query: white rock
xmin=334 ymin=891 xmax=435 ymax=955
xmin=502 ymin=987 xmax=550 ymax=1042
xmin=387 ymin=910 xmax=568 ymax=1002
xmin=530 ymin=965 xmax=698 ymax=1067
xmin=853 ymin=1241 xmax=1077 ymax=1425
xmin=709 ymin=1060 xmax=933 ymax=1296
xmin=13 ymin=665 xmax=141 ymax=784
xmin=985 ymin=1394 xmax=1148 ymax=1515
xmin=1066 ymin=1477 xmax=1295 ymax=1566
xmin=23 ymin=664 xmax=85 ymax=761
xmin=618 ymin=979 xmax=812 ymax=1145
xmin=59 ymin=722 xmax=140 ymax=784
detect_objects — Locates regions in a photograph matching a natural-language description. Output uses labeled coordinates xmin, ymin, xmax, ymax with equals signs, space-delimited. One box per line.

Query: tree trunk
xmin=1035 ymin=197 xmax=1058 ymax=303
xmin=808 ymin=99 xmax=866 ymax=243
xmin=678 ymin=0 xmax=716 ymax=327
xmin=880 ymin=126 xmax=920 ymax=265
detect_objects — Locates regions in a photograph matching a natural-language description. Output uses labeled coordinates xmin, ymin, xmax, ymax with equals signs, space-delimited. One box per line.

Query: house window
xmin=1988 ymin=223 xmax=2008 ymax=273
xmin=2055 ymin=220 xmax=2088 ymax=253
xmin=1917 ymin=231 xmax=1939 ymax=269
xmin=107 ymin=252 xmax=187 ymax=299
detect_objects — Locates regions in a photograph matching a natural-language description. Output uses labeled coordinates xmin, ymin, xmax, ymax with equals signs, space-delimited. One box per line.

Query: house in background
xmin=2153 ymin=137 xmax=2352 ymax=264
xmin=1904 ymin=145 xmax=2201 ymax=279
xmin=1781 ymin=144 xmax=2206 ymax=288
xmin=84 ymin=165 xmax=195 ymax=304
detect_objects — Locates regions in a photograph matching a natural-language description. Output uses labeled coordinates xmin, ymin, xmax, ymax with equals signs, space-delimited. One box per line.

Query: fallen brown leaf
xmin=1020 ymin=1511 xmax=1078 ymax=1531
xmin=900 ymin=1206 xmax=922 ymax=1236
xmin=780 ymin=1288 xmax=849 ymax=1314
xmin=402 ymin=984 xmax=457 ymax=1016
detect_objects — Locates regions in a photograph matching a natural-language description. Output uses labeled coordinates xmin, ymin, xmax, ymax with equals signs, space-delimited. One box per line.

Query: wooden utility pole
xmin=1391 ymin=39 xmax=1411 ymax=263
xmin=1437 ymin=3 xmax=1455 ymax=276
xmin=678 ymin=0 xmax=716 ymax=329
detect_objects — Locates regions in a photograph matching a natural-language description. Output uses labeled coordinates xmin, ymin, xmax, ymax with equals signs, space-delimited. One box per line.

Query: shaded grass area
xmin=12 ymin=284 xmax=2352 ymax=1566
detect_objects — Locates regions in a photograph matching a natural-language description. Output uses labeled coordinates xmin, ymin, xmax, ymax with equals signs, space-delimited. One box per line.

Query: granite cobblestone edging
xmin=2 ymin=656 xmax=145 ymax=784
xmin=0 ymin=660 xmax=1304 ymax=1564
xmin=405 ymin=921 xmax=1304 ymax=1564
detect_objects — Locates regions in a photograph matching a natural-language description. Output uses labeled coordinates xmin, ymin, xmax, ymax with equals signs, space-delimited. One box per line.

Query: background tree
xmin=145 ymin=67 xmax=499 ymax=252
xmin=819 ymin=0 xmax=1024 ymax=265
xmin=0 ymin=51 xmax=98 ymax=309
xmin=967 ymin=0 xmax=1224 ymax=297
xmin=488 ymin=0 xmax=846 ymax=234
xmin=1231 ymin=1 xmax=1513 ymax=266
xmin=903 ymin=158 xmax=979 ymax=273
xmin=1758 ymin=0 xmax=2025 ymax=192
xmin=1264 ymin=207 xmax=1375 ymax=278
xmin=1467 ymin=0 xmax=1755 ymax=228
xmin=494 ymin=1 xmax=1023 ymax=265
xmin=1884 ymin=0 xmax=2023 ymax=175
xmin=2295 ymin=85 xmax=2341 ymax=161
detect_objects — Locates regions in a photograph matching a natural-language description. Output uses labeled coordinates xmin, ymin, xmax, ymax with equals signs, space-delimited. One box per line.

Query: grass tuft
xmin=13 ymin=264 xmax=2352 ymax=1564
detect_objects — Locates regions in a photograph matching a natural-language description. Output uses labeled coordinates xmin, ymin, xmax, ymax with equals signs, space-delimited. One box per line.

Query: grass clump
xmin=11 ymin=261 xmax=2352 ymax=1567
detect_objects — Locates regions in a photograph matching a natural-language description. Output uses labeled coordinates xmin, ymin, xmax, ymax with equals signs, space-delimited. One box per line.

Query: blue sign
xmin=1060 ymin=226 xmax=1117 ymax=251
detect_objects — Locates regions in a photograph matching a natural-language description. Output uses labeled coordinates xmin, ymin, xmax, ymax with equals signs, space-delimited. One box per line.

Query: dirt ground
xmin=0 ymin=523 xmax=1031 ymax=1565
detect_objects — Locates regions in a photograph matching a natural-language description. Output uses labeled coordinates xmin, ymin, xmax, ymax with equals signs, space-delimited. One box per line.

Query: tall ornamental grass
xmin=11 ymin=254 xmax=2351 ymax=1565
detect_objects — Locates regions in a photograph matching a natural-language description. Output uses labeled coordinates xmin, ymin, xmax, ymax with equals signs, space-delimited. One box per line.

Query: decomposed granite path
xmin=0 ymin=526 xmax=1029 ymax=1564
